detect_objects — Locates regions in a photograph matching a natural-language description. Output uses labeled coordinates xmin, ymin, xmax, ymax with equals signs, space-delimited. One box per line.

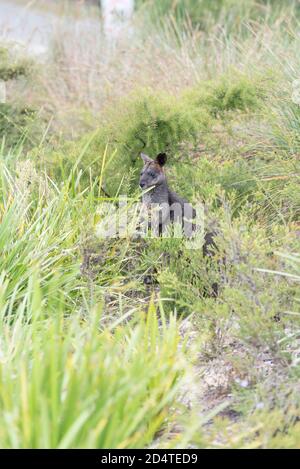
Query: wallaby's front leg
xmin=147 ymin=203 xmax=170 ymax=237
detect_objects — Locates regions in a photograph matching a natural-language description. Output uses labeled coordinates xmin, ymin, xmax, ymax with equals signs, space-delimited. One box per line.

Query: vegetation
xmin=0 ymin=47 xmax=37 ymax=148
xmin=0 ymin=0 xmax=299 ymax=449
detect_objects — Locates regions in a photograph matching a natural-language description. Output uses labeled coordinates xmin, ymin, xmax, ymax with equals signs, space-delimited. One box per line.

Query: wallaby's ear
xmin=140 ymin=153 xmax=153 ymax=164
xmin=156 ymin=152 xmax=167 ymax=167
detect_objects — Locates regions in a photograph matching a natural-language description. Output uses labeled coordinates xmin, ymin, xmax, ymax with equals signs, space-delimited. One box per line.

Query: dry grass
xmin=15 ymin=4 xmax=296 ymax=140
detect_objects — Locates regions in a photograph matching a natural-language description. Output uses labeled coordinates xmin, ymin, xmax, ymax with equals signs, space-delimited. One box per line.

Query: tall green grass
xmin=0 ymin=148 xmax=189 ymax=448
xmin=0 ymin=294 xmax=182 ymax=448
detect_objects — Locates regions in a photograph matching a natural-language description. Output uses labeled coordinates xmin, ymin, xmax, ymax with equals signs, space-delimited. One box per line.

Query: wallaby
xmin=139 ymin=152 xmax=216 ymax=255
xmin=139 ymin=152 xmax=196 ymax=236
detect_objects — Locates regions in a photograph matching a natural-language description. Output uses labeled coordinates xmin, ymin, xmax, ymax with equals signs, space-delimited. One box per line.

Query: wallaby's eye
xmin=148 ymin=171 xmax=156 ymax=178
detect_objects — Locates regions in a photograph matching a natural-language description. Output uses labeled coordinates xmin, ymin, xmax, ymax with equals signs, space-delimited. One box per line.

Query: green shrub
xmin=102 ymin=88 xmax=210 ymax=156
xmin=45 ymin=71 xmax=268 ymax=197
xmin=81 ymin=89 xmax=211 ymax=195
xmin=182 ymin=72 xmax=264 ymax=118
xmin=0 ymin=103 xmax=38 ymax=148
xmin=73 ymin=74 xmax=264 ymax=196
xmin=168 ymin=154 xmax=300 ymax=223
xmin=0 ymin=46 xmax=32 ymax=81
xmin=0 ymin=46 xmax=38 ymax=148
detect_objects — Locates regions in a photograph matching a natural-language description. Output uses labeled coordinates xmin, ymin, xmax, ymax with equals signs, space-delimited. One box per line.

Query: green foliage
xmin=0 ymin=292 xmax=182 ymax=448
xmin=182 ymin=72 xmax=265 ymax=118
xmin=0 ymin=46 xmax=32 ymax=81
xmin=104 ymin=88 xmax=207 ymax=154
xmin=0 ymin=103 xmax=38 ymax=148
xmin=0 ymin=62 xmax=29 ymax=81
xmin=71 ymin=73 xmax=264 ymax=196
xmin=81 ymin=89 xmax=211 ymax=194
xmin=0 ymin=46 xmax=37 ymax=149
xmin=0 ymin=152 xmax=187 ymax=448
xmin=137 ymin=215 xmax=300 ymax=448
xmin=0 ymin=159 xmax=82 ymax=318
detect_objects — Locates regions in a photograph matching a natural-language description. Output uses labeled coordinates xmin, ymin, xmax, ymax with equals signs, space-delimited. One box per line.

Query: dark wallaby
xmin=139 ymin=152 xmax=216 ymax=252
xmin=139 ymin=152 xmax=218 ymax=296
xmin=140 ymin=152 xmax=195 ymax=236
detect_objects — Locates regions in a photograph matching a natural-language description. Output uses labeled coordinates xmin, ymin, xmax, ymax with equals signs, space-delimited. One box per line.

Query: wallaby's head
xmin=139 ymin=152 xmax=167 ymax=190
